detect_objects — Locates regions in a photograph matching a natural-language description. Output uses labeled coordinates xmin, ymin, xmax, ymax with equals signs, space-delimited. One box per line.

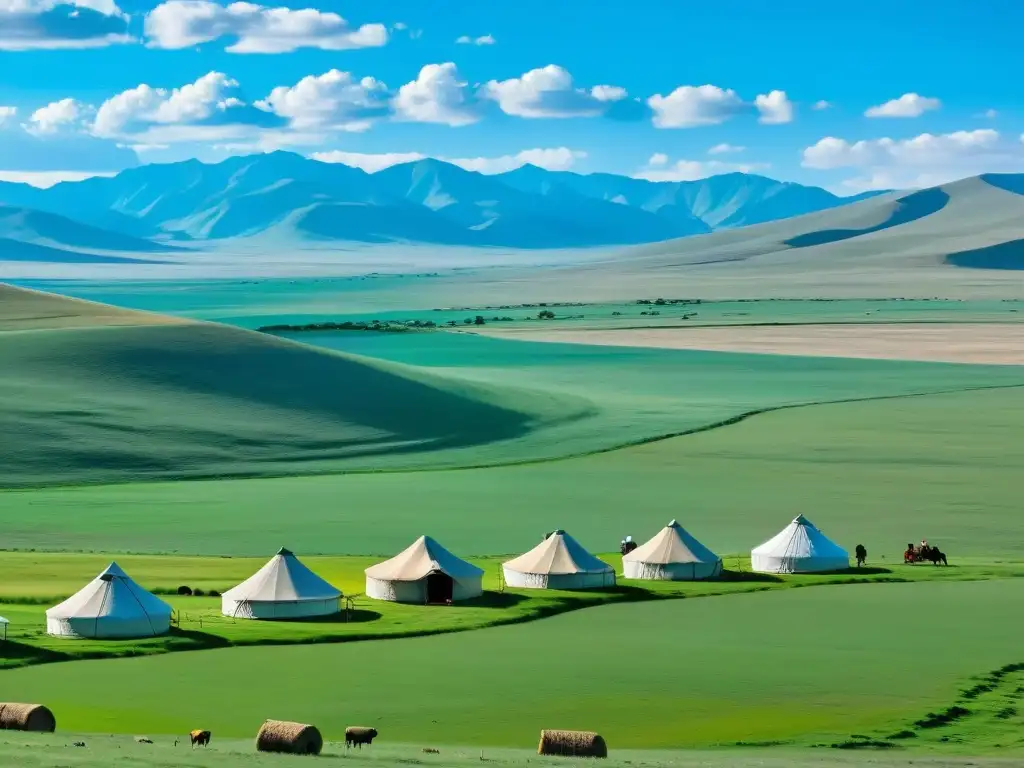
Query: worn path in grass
xmin=2 ymin=386 xmax=1022 ymax=557
xmin=4 ymin=580 xmax=1024 ymax=749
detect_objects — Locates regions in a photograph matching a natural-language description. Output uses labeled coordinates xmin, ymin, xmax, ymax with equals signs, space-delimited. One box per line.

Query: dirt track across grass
xmin=479 ymin=323 xmax=1024 ymax=365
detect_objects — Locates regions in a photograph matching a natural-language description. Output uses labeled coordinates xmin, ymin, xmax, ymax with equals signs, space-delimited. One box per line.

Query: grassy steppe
xmin=3 ymin=386 xmax=1022 ymax=557
xmin=5 ymin=551 xmax=1018 ymax=670
xmin=4 ymin=736 xmax=1020 ymax=768
xmin=3 ymin=580 xmax=1024 ymax=748
xmin=15 ymin=280 xmax=1024 ymax=328
xmin=5 ymin=284 xmax=1024 ymax=488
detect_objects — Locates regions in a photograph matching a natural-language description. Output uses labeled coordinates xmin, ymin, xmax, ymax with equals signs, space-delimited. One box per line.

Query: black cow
xmin=345 ymin=726 xmax=378 ymax=748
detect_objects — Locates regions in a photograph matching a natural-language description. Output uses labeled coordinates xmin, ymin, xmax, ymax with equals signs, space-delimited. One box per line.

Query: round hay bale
xmin=256 ymin=719 xmax=323 ymax=756
xmin=538 ymin=730 xmax=607 ymax=758
xmin=0 ymin=703 xmax=56 ymax=733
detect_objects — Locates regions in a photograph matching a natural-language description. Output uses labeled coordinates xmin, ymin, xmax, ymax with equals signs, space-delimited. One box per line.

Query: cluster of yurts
xmin=44 ymin=515 xmax=848 ymax=640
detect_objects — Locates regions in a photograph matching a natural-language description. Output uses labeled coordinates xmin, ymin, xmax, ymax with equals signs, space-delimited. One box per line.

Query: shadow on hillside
xmin=166 ymin=627 xmax=233 ymax=650
xmin=21 ymin=322 xmax=593 ymax=471
xmin=0 ymin=237 xmax=165 ymax=264
xmin=946 ymin=239 xmax=1024 ymax=270
xmin=0 ymin=639 xmax=68 ymax=668
xmin=784 ymin=187 xmax=949 ymax=248
xmin=718 ymin=570 xmax=785 ymax=583
xmin=456 ymin=592 xmax=528 ymax=609
xmin=284 ymin=609 xmax=382 ymax=624
xmin=980 ymin=173 xmax=1024 ymax=196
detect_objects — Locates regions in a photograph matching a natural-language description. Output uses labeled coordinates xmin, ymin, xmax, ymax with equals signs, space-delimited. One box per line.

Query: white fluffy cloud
xmin=257 ymin=70 xmax=389 ymax=131
xmin=812 ymin=100 xmax=832 ymax=111
xmin=708 ymin=143 xmax=745 ymax=155
xmin=311 ymin=146 xmax=586 ymax=175
xmin=0 ymin=106 xmax=16 ymax=125
xmin=144 ymin=1 xmax=387 ymax=53
xmin=0 ymin=170 xmax=116 ymax=187
xmin=451 ymin=147 xmax=585 ymax=174
xmin=311 ymin=150 xmax=425 ymax=172
xmin=92 ymin=71 xmax=278 ymax=143
xmin=864 ymin=93 xmax=940 ymax=119
xmin=802 ymin=129 xmax=1024 ymax=190
xmin=635 ymin=153 xmax=770 ymax=182
xmin=754 ymin=90 xmax=793 ymax=124
xmin=482 ymin=65 xmax=627 ymax=118
xmin=0 ymin=0 xmax=131 ymax=50
xmin=647 ymin=85 xmax=745 ymax=128
xmin=648 ymin=85 xmax=798 ymax=128
xmin=24 ymin=98 xmax=89 ymax=135
xmin=456 ymin=33 xmax=494 ymax=45
xmin=392 ymin=63 xmax=480 ymax=126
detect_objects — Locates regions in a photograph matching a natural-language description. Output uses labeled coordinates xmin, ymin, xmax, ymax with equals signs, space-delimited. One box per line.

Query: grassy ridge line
xmin=0 ymin=282 xmax=185 ymax=330
xmin=3 ymin=557 xmax=1022 ymax=670
xmin=7 ymin=380 xmax=1024 ymax=494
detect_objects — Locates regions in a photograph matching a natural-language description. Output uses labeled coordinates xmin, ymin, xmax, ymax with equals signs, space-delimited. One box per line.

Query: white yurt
xmin=751 ymin=514 xmax=850 ymax=574
xmin=366 ymin=536 xmax=483 ymax=603
xmin=222 ymin=547 xmax=342 ymax=619
xmin=623 ymin=520 xmax=723 ymax=580
xmin=46 ymin=562 xmax=172 ymax=639
xmin=502 ymin=530 xmax=615 ymax=589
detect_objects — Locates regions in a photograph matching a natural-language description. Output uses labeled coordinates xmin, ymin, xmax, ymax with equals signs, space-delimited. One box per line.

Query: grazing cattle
xmin=190 ymin=730 xmax=211 ymax=748
xmin=345 ymin=726 xmax=378 ymax=748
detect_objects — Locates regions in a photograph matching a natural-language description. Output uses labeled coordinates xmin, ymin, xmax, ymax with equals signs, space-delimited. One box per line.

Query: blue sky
xmin=0 ymin=0 xmax=1019 ymax=191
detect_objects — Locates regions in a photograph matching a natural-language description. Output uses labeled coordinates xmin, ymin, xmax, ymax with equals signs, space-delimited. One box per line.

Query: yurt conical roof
xmin=46 ymin=562 xmax=171 ymax=625
xmin=623 ymin=520 xmax=720 ymax=565
xmin=503 ymin=530 xmax=612 ymax=575
xmin=223 ymin=548 xmax=341 ymax=603
xmin=365 ymin=536 xmax=483 ymax=582
xmin=751 ymin=515 xmax=849 ymax=573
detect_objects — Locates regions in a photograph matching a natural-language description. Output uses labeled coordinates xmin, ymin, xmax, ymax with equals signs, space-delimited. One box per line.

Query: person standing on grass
xmin=855 ymin=544 xmax=867 ymax=568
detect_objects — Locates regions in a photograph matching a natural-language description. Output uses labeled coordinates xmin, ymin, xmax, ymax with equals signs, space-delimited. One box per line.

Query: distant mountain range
xmin=0 ymin=152 xmax=887 ymax=251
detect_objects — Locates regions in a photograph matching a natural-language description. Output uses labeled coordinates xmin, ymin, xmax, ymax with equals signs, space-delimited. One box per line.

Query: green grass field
xmin=15 ymin=280 xmax=1024 ymax=328
xmin=5 ymin=735 xmax=1020 ymax=768
xmin=4 ymin=580 xmax=1023 ymax=749
xmin=4 ymin=283 xmax=1024 ymax=761
xmin=10 ymin=283 xmax=1024 ymax=491
xmin=3 ymin=386 xmax=1022 ymax=557
xmin=5 ymin=551 xmax=1017 ymax=670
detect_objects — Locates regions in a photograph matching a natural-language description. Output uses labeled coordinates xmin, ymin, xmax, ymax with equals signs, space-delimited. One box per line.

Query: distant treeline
xmin=258 ymin=314 xmax=533 ymax=334
xmin=258 ymin=319 xmax=436 ymax=334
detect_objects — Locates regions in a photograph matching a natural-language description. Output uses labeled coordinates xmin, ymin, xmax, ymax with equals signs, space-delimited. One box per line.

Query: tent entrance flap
xmin=426 ymin=573 xmax=454 ymax=604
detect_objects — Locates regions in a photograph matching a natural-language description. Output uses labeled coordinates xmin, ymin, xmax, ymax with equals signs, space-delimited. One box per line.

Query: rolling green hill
xmin=0 ymin=284 xmax=591 ymax=486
